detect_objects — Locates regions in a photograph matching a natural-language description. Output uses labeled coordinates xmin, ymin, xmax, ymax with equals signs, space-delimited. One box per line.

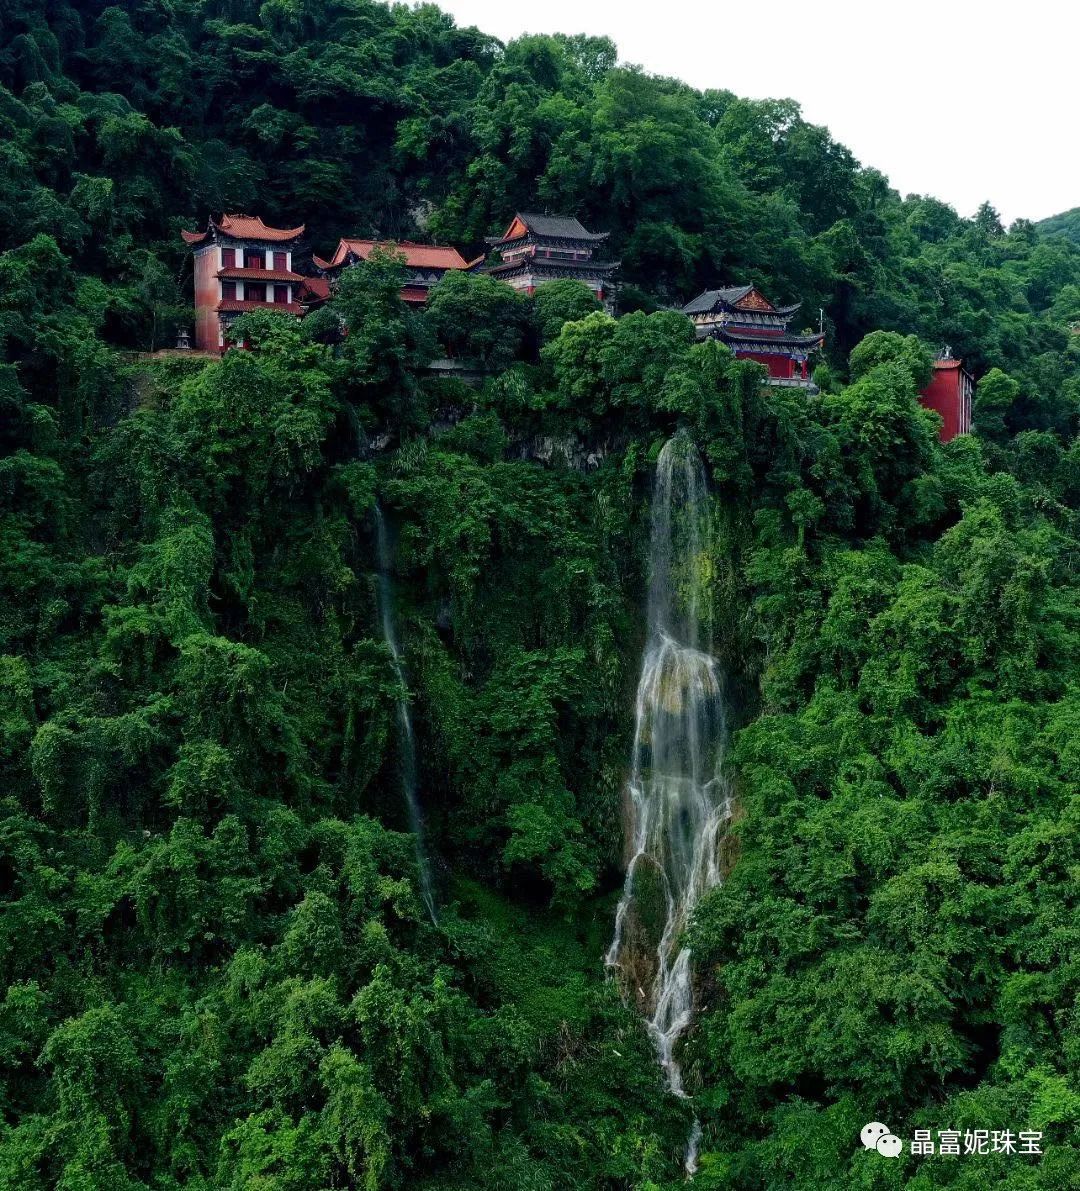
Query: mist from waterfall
xmin=373 ymin=502 xmax=438 ymax=923
xmin=605 ymin=433 xmax=732 ymax=1175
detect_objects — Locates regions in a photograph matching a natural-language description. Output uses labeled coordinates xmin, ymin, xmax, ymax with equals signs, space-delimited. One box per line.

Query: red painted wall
xmin=736 ymin=350 xmax=795 ymax=378
xmin=193 ymin=247 xmax=219 ymax=351
xmin=920 ymin=361 xmax=973 ymax=442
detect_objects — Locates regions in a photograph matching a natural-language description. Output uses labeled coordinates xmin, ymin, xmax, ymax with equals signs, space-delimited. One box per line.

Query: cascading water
xmin=605 ymin=433 xmax=733 ymax=1175
xmin=373 ymin=502 xmax=438 ymax=923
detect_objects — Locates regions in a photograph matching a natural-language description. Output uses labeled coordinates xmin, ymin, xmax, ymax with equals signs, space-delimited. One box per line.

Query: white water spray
xmin=605 ymin=434 xmax=732 ymax=1175
xmin=373 ymin=502 xmax=438 ymax=923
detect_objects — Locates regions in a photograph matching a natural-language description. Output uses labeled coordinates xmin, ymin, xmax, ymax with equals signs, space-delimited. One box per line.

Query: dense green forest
xmin=1038 ymin=207 xmax=1080 ymax=246
xmin=1 ymin=1 xmax=1079 ymax=1187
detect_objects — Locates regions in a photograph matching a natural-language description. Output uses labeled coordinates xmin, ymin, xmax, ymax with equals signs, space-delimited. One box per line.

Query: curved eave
xmin=714 ymin=330 xmax=825 ymax=350
xmin=213 ymin=217 xmax=305 ymax=242
xmin=485 ymin=233 xmax=610 ymax=250
xmin=218 ymin=268 xmax=305 ymax=283
xmin=485 ymin=258 xmax=620 ymax=278
xmin=217 ymin=300 xmax=303 ymax=315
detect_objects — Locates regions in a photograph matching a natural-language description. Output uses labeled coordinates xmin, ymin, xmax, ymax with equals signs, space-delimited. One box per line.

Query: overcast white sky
xmin=436 ymin=0 xmax=1077 ymax=225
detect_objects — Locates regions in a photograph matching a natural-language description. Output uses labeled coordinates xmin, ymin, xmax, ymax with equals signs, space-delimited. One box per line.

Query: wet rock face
xmin=364 ymin=418 xmax=618 ymax=473
xmin=606 ymin=433 xmax=733 ymax=1121
xmin=513 ymin=434 xmax=621 ymax=471
xmin=373 ymin=502 xmax=437 ymax=924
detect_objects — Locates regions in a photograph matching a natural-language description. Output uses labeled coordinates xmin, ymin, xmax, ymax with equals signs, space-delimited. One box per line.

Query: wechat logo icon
xmin=862 ymin=1122 xmax=902 ymax=1157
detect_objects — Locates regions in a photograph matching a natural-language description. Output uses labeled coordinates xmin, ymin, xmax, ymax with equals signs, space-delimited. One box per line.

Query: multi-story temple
xmin=311 ymin=238 xmax=480 ymax=305
xmin=184 ymin=211 xmax=621 ymax=346
xmin=681 ymin=284 xmax=824 ymax=384
xmin=919 ymin=349 xmax=973 ymax=442
xmin=484 ymin=213 xmax=619 ymax=311
xmin=181 ymin=214 xmax=308 ymax=351
xmin=180 ymin=212 xmax=981 ymax=451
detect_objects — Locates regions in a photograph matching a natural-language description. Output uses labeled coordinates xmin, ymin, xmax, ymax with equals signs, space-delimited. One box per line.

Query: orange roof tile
xmin=298 ymin=277 xmax=332 ymax=302
xmin=218 ymin=267 xmax=304 ymax=282
xmin=327 ymin=237 xmax=470 ymax=270
xmin=214 ymin=214 xmax=304 ymax=241
xmin=183 ymin=214 xmax=305 ymax=247
xmin=217 ymin=300 xmax=303 ymax=315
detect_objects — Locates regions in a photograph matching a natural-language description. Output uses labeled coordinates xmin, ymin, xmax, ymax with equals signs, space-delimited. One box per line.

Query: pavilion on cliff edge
xmin=919 ymin=348 xmax=974 ymax=442
xmin=484 ymin=212 xmax=619 ymax=312
xmin=682 ymin=283 xmax=825 ymax=387
xmin=181 ymin=214 xmax=312 ymax=352
xmin=311 ymin=237 xmax=482 ymax=306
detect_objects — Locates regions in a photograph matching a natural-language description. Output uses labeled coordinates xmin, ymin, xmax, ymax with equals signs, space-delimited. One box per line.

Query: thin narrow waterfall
xmin=605 ymin=434 xmax=732 ymax=1175
xmin=373 ymin=502 xmax=438 ymax=923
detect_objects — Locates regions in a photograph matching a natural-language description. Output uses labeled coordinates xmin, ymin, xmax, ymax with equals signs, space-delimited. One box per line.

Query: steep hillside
xmin=1038 ymin=206 xmax=1080 ymax=244
xmin=0 ymin=0 xmax=1078 ymax=380
xmin=0 ymin=3 xmax=1078 ymax=1189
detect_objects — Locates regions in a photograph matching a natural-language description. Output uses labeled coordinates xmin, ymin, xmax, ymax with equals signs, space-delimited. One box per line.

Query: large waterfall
xmin=605 ymin=434 xmax=732 ymax=1174
xmin=373 ymin=503 xmax=438 ymax=923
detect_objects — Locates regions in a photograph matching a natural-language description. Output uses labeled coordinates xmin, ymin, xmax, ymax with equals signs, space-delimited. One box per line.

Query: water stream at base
xmin=605 ymin=434 xmax=733 ymax=1176
xmin=373 ymin=502 xmax=438 ymax=924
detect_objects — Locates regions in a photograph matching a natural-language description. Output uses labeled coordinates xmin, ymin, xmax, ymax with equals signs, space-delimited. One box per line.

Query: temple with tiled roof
xmin=182 ymin=214 xmax=307 ymax=350
xmin=181 ymin=211 xmax=624 ymax=345
xmin=312 ymin=238 xmax=482 ymax=305
xmin=682 ymin=284 xmax=824 ymax=384
xmin=484 ymin=213 xmax=619 ymax=311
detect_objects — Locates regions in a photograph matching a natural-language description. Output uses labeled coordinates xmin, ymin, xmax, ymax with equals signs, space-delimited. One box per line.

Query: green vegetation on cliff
xmin=1 ymin=3 xmax=1079 ymax=1188
xmin=1038 ymin=206 xmax=1080 ymax=245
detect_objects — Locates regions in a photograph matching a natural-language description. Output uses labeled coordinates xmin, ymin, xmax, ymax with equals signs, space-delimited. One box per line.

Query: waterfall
xmin=605 ymin=433 xmax=732 ymax=1174
xmin=373 ymin=502 xmax=438 ymax=923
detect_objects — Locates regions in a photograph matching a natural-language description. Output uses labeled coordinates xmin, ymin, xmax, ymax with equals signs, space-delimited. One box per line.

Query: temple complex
xmin=183 ymin=217 xmax=975 ymax=428
xmin=184 ymin=211 xmax=621 ymax=345
xmin=178 ymin=214 xmax=982 ymax=452
xmin=682 ymin=284 xmax=825 ymax=384
xmin=484 ymin=213 xmax=619 ymax=311
xmin=311 ymin=238 xmax=481 ymax=305
xmin=181 ymin=214 xmax=307 ymax=351
xmin=919 ymin=349 xmax=973 ymax=442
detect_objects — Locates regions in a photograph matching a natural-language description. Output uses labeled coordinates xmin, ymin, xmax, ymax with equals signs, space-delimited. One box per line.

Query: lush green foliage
xmin=1037 ymin=207 xmax=1080 ymax=246
xmin=1 ymin=2 xmax=1079 ymax=1188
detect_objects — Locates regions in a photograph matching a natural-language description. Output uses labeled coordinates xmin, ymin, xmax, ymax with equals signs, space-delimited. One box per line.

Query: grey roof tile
xmin=681 ymin=285 xmax=753 ymax=314
xmin=494 ymin=212 xmax=609 ymax=242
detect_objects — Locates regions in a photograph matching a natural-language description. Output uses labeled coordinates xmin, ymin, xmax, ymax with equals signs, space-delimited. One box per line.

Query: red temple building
xmin=182 ymin=212 xmax=624 ymax=342
xmin=181 ymin=214 xmax=308 ymax=351
xmin=682 ymin=285 xmax=824 ymax=385
xmin=919 ymin=350 xmax=973 ymax=442
xmin=312 ymin=238 xmax=481 ymax=304
xmin=484 ymin=213 xmax=619 ymax=311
